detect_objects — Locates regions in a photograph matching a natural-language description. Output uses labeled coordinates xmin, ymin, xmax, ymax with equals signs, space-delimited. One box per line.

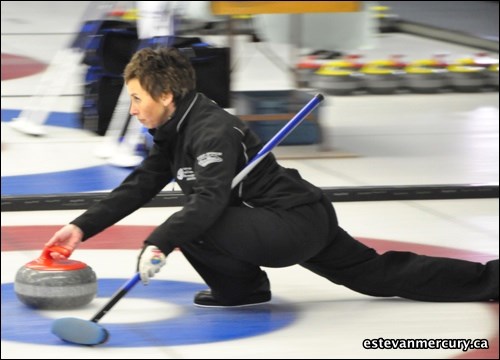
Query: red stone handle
xmin=39 ymin=246 xmax=72 ymax=262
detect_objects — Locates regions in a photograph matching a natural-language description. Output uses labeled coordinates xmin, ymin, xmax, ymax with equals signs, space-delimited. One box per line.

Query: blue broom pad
xmin=51 ymin=317 xmax=108 ymax=345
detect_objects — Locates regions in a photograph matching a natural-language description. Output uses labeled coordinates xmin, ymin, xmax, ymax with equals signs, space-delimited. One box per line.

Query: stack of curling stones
xmin=301 ymin=52 xmax=499 ymax=94
xmin=14 ymin=246 xmax=97 ymax=309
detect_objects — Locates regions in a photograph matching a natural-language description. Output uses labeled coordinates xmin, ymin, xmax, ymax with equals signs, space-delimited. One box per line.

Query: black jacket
xmin=72 ymin=91 xmax=322 ymax=255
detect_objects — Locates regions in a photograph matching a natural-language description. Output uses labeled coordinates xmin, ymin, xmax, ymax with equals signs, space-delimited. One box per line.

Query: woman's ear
xmin=161 ymin=92 xmax=174 ymax=107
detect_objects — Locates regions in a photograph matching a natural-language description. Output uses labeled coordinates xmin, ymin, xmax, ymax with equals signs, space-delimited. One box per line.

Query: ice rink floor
xmin=1 ymin=1 xmax=499 ymax=359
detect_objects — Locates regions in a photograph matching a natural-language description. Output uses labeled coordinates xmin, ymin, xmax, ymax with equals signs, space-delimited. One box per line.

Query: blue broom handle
xmin=231 ymin=93 xmax=324 ymax=189
xmin=91 ymin=273 xmax=141 ymax=322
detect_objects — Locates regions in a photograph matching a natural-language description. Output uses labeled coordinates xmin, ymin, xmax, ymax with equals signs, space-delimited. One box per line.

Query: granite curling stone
xmin=14 ymin=246 xmax=97 ymax=309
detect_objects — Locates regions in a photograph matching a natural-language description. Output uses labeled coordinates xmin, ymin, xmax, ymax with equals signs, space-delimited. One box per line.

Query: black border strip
xmin=1 ymin=184 xmax=498 ymax=212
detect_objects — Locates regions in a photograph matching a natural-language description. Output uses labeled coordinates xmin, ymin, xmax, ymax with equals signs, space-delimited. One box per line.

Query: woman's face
xmin=126 ymin=78 xmax=174 ymax=129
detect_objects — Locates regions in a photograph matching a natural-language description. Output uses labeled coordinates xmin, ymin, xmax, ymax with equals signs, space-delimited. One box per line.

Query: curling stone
xmin=14 ymin=246 xmax=97 ymax=310
xmin=310 ymin=60 xmax=364 ymax=95
xmin=485 ymin=64 xmax=499 ymax=90
xmin=447 ymin=64 xmax=488 ymax=92
xmin=360 ymin=59 xmax=406 ymax=94
xmin=296 ymin=60 xmax=322 ymax=88
xmin=403 ymin=59 xmax=449 ymax=94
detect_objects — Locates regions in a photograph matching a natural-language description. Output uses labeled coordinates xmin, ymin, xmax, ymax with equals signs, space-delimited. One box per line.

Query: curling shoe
xmin=194 ymin=289 xmax=271 ymax=308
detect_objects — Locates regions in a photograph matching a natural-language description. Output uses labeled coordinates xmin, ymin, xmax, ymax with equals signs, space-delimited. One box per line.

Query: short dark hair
xmin=124 ymin=47 xmax=196 ymax=102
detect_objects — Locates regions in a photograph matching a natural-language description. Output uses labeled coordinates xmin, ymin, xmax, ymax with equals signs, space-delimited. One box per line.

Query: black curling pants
xmin=180 ymin=196 xmax=499 ymax=303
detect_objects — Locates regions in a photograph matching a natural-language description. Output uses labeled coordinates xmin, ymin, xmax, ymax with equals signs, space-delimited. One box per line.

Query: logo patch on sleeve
xmin=197 ymin=152 xmax=223 ymax=167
